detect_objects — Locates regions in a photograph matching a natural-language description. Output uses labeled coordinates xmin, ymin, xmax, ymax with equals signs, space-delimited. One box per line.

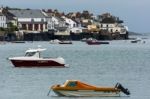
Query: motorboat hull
xmin=131 ymin=40 xmax=140 ymax=43
xmin=86 ymin=42 xmax=101 ymax=45
xmin=86 ymin=41 xmax=109 ymax=45
xmin=59 ymin=41 xmax=72 ymax=44
xmin=10 ymin=59 xmax=65 ymax=67
xmin=53 ymin=90 xmax=120 ymax=97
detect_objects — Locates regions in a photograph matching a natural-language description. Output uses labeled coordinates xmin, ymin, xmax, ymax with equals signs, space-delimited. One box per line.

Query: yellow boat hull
xmin=53 ymin=90 xmax=120 ymax=97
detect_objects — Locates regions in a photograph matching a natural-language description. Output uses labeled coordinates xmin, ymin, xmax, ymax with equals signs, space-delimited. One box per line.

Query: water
xmin=0 ymin=38 xmax=150 ymax=99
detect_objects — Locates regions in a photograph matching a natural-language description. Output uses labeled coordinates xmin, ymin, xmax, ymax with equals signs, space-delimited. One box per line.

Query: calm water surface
xmin=0 ymin=38 xmax=150 ymax=99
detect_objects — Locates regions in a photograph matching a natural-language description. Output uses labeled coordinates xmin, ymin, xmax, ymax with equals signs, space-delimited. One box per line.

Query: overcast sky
xmin=0 ymin=0 xmax=149 ymax=33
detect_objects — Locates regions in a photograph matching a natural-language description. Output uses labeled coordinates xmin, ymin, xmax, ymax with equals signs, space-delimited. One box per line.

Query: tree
xmin=76 ymin=12 xmax=81 ymax=18
xmin=7 ymin=22 xmax=18 ymax=32
xmin=0 ymin=27 xmax=5 ymax=31
xmin=82 ymin=10 xmax=91 ymax=19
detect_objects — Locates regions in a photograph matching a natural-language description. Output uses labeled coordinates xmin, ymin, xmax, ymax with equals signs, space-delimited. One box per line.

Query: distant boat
xmin=8 ymin=46 xmax=67 ymax=67
xmin=86 ymin=40 xmax=109 ymax=45
xmin=49 ymin=39 xmax=61 ymax=44
xmin=59 ymin=41 xmax=72 ymax=44
xmin=131 ymin=40 xmax=140 ymax=43
xmin=81 ymin=38 xmax=95 ymax=42
xmin=81 ymin=38 xmax=87 ymax=42
xmin=130 ymin=37 xmax=145 ymax=43
xmin=49 ymin=80 xmax=130 ymax=97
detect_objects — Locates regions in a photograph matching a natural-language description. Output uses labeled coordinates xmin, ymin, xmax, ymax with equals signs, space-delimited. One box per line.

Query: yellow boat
xmin=49 ymin=80 xmax=130 ymax=97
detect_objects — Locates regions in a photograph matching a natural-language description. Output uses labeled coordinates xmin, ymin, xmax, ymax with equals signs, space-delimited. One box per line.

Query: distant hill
xmin=141 ymin=33 xmax=150 ymax=36
xmin=128 ymin=31 xmax=142 ymax=35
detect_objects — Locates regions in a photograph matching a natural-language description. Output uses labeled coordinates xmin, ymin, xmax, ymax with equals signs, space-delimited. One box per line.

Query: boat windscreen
xmin=67 ymin=82 xmax=77 ymax=87
xmin=25 ymin=52 xmax=36 ymax=56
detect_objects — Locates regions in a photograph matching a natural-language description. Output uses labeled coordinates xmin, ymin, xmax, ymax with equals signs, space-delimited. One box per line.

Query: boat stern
xmin=55 ymin=57 xmax=66 ymax=66
xmin=115 ymin=83 xmax=130 ymax=95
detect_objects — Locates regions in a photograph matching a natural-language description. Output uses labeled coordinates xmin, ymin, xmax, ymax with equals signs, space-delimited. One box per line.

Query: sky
xmin=0 ymin=0 xmax=149 ymax=33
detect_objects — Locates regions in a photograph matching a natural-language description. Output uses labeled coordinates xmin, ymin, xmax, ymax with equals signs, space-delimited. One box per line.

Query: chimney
xmin=0 ymin=6 xmax=4 ymax=13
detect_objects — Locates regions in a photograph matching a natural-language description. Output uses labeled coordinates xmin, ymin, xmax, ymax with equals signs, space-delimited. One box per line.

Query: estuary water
xmin=0 ymin=37 xmax=150 ymax=99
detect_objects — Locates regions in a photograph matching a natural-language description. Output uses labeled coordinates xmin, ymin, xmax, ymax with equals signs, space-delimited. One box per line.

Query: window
xmin=28 ymin=24 xmax=33 ymax=30
xmin=25 ymin=52 xmax=36 ymax=56
xmin=31 ymin=19 xmax=34 ymax=22
xmin=110 ymin=29 xmax=113 ymax=32
xmin=40 ymin=24 xmax=43 ymax=31
xmin=73 ymin=24 xmax=76 ymax=27
xmin=22 ymin=24 xmax=26 ymax=30
xmin=45 ymin=24 xmax=47 ymax=29
xmin=41 ymin=19 xmax=44 ymax=22
xmin=67 ymin=82 xmax=77 ymax=87
xmin=34 ymin=24 xmax=38 ymax=30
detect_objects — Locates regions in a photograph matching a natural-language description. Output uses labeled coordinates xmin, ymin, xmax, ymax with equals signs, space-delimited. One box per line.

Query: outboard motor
xmin=115 ymin=83 xmax=130 ymax=95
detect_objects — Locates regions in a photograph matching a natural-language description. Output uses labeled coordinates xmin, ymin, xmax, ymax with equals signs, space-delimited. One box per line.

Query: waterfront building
xmin=46 ymin=11 xmax=68 ymax=31
xmin=52 ymin=16 xmax=67 ymax=30
xmin=98 ymin=13 xmax=128 ymax=39
xmin=70 ymin=27 xmax=84 ymax=33
xmin=8 ymin=9 xmax=48 ymax=33
xmin=81 ymin=19 xmax=92 ymax=27
xmin=62 ymin=16 xmax=77 ymax=29
xmin=0 ymin=7 xmax=7 ymax=28
xmin=87 ymin=24 xmax=100 ymax=33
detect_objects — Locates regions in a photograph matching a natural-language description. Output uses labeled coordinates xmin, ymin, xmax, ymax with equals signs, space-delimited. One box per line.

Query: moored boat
xmin=8 ymin=47 xmax=67 ymax=67
xmin=86 ymin=40 xmax=101 ymax=45
xmin=130 ymin=37 xmax=143 ymax=43
xmin=130 ymin=37 xmax=145 ymax=43
xmin=131 ymin=40 xmax=139 ymax=43
xmin=49 ymin=80 xmax=130 ymax=97
xmin=86 ymin=40 xmax=109 ymax=45
xmin=59 ymin=41 xmax=72 ymax=44
xmin=49 ymin=39 xmax=61 ymax=44
xmin=81 ymin=38 xmax=87 ymax=42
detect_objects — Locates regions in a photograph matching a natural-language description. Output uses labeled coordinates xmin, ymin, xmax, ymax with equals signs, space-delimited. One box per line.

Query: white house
xmin=62 ymin=16 xmax=77 ymax=29
xmin=46 ymin=16 xmax=67 ymax=30
xmin=46 ymin=17 xmax=53 ymax=30
xmin=0 ymin=7 xmax=7 ymax=28
xmin=70 ymin=27 xmax=84 ymax=33
xmin=53 ymin=17 xmax=66 ymax=28
xmin=98 ymin=13 xmax=128 ymax=35
xmin=100 ymin=23 xmax=128 ymax=34
xmin=52 ymin=16 xmax=59 ymax=25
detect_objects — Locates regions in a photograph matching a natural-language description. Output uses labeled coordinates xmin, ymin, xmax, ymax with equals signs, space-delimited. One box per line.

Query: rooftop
xmin=8 ymin=9 xmax=46 ymax=18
